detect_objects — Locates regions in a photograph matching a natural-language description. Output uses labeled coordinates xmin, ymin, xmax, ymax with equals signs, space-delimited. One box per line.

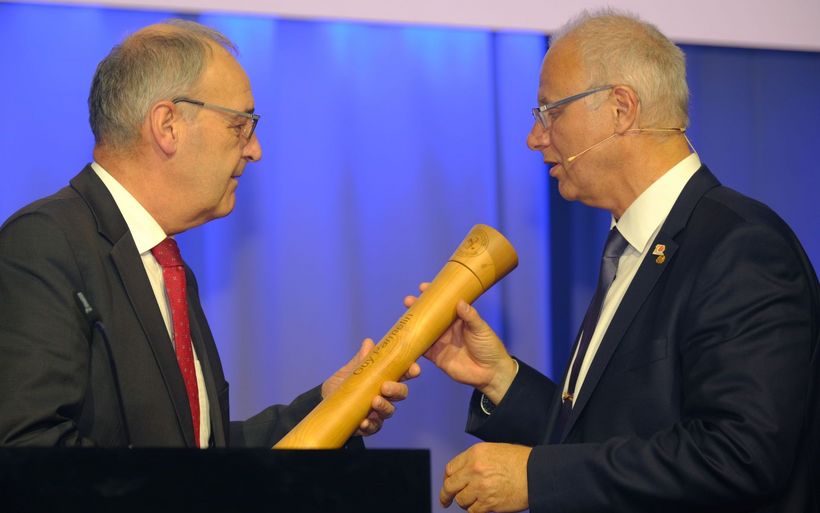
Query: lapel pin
xmin=652 ymin=244 xmax=666 ymax=264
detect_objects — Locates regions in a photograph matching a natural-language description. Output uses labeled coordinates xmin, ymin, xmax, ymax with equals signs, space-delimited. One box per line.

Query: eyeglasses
xmin=172 ymin=97 xmax=260 ymax=142
xmin=531 ymin=85 xmax=613 ymax=131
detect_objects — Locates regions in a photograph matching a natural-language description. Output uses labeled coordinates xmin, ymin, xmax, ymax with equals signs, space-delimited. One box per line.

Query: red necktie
xmin=151 ymin=238 xmax=200 ymax=447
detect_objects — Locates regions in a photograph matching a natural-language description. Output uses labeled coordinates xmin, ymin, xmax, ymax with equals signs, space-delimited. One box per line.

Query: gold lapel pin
xmin=652 ymin=244 xmax=666 ymax=264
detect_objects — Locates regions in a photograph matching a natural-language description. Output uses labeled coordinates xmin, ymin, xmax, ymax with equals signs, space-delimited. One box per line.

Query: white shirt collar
xmin=90 ymin=162 xmax=167 ymax=254
xmin=614 ymin=153 xmax=702 ymax=254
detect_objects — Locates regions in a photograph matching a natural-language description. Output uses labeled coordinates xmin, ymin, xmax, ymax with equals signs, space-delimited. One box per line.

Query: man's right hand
xmin=404 ymin=284 xmax=517 ymax=404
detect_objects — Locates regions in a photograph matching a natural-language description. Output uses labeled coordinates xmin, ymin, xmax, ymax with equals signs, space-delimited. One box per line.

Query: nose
xmin=526 ymin=120 xmax=550 ymax=151
xmin=243 ymin=132 xmax=263 ymax=162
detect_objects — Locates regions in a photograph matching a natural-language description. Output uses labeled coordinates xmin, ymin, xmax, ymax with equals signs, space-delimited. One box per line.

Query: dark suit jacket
xmin=0 ymin=166 xmax=324 ymax=448
xmin=466 ymin=167 xmax=820 ymax=513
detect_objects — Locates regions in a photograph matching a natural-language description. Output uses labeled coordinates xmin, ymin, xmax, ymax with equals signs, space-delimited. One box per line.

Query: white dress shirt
xmin=91 ymin=162 xmax=211 ymax=447
xmin=563 ymin=153 xmax=702 ymax=404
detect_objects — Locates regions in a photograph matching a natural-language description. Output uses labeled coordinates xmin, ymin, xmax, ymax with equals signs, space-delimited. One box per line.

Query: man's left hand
xmin=441 ymin=442 xmax=531 ymax=513
xmin=322 ymin=338 xmax=421 ymax=436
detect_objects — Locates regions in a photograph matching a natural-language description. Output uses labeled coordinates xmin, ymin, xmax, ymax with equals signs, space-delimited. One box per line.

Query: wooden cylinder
xmin=273 ymin=224 xmax=518 ymax=449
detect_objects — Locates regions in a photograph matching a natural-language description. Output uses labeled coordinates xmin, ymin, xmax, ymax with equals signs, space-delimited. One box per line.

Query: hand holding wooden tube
xmin=273 ymin=224 xmax=518 ymax=449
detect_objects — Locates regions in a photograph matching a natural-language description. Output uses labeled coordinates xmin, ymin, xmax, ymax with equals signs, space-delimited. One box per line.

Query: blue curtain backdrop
xmin=1 ymin=3 xmax=818 ymax=512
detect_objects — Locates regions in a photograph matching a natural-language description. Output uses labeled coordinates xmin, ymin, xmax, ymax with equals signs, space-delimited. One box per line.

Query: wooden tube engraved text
xmin=274 ymin=224 xmax=518 ymax=449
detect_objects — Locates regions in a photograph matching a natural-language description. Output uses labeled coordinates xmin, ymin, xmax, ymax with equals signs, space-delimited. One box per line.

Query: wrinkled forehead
xmin=195 ymin=44 xmax=253 ymax=102
xmin=538 ymin=38 xmax=587 ymax=104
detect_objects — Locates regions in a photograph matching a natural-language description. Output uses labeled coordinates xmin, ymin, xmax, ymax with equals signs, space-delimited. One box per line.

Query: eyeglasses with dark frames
xmin=531 ymin=85 xmax=614 ymax=131
xmin=172 ymin=97 xmax=260 ymax=141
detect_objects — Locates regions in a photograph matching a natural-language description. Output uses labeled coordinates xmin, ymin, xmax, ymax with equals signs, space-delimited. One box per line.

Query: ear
xmin=147 ymin=100 xmax=180 ymax=156
xmin=611 ymin=85 xmax=640 ymax=134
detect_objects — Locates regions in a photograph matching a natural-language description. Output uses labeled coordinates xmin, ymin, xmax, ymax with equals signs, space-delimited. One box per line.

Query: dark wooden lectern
xmin=0 ymin=447 xmax=430 ymax=512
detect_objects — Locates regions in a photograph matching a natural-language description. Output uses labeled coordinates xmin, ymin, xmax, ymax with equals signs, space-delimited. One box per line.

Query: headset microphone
xmin=565 ymin=127 xmax=687 ymax=165
xmin=566 ymin=133 xmax=618 ymax=164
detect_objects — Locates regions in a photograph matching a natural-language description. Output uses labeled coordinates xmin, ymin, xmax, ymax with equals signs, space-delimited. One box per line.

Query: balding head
xmin=550 ymin=9 xmax=689 ymax=129
xmin=88 ymin=20 xmax=237 ymax=149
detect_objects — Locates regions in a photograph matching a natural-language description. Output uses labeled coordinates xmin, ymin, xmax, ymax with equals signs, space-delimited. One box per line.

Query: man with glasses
xmin=0 ymin=20 xmax=417 ymax=448
xmin=417 ymin=9 xmax=819 ymax=513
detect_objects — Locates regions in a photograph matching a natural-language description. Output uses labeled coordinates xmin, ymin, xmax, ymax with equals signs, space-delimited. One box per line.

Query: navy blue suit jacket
xmin=467 ymin=166 xmax=820 ymax=513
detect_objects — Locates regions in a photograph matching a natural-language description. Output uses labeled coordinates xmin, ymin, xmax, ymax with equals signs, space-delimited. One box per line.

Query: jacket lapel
xmin=70 ymin=165 xmax=196 ymax=446
xmin=561 ymin=166 xmax=722 ymax=441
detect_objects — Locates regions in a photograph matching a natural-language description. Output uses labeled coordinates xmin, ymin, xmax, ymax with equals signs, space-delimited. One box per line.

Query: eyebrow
xmin=537 ymin=93 xmax=557 ymax=106
xmin=228 ymin=106 xmax=255 ymax=120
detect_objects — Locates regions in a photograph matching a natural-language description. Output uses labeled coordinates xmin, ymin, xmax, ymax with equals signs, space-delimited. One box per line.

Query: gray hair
xmin=550 ymin=9 xmax=689 ymax=128
xmin=88 ymin=19 xmax=237 ymax=149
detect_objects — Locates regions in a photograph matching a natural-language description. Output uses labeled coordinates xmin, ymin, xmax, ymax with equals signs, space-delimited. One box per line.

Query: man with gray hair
xmin=0 ymin=20 xmax=417 ymax=448
xmin=416 ymin=10 xmax=819 ymax=513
